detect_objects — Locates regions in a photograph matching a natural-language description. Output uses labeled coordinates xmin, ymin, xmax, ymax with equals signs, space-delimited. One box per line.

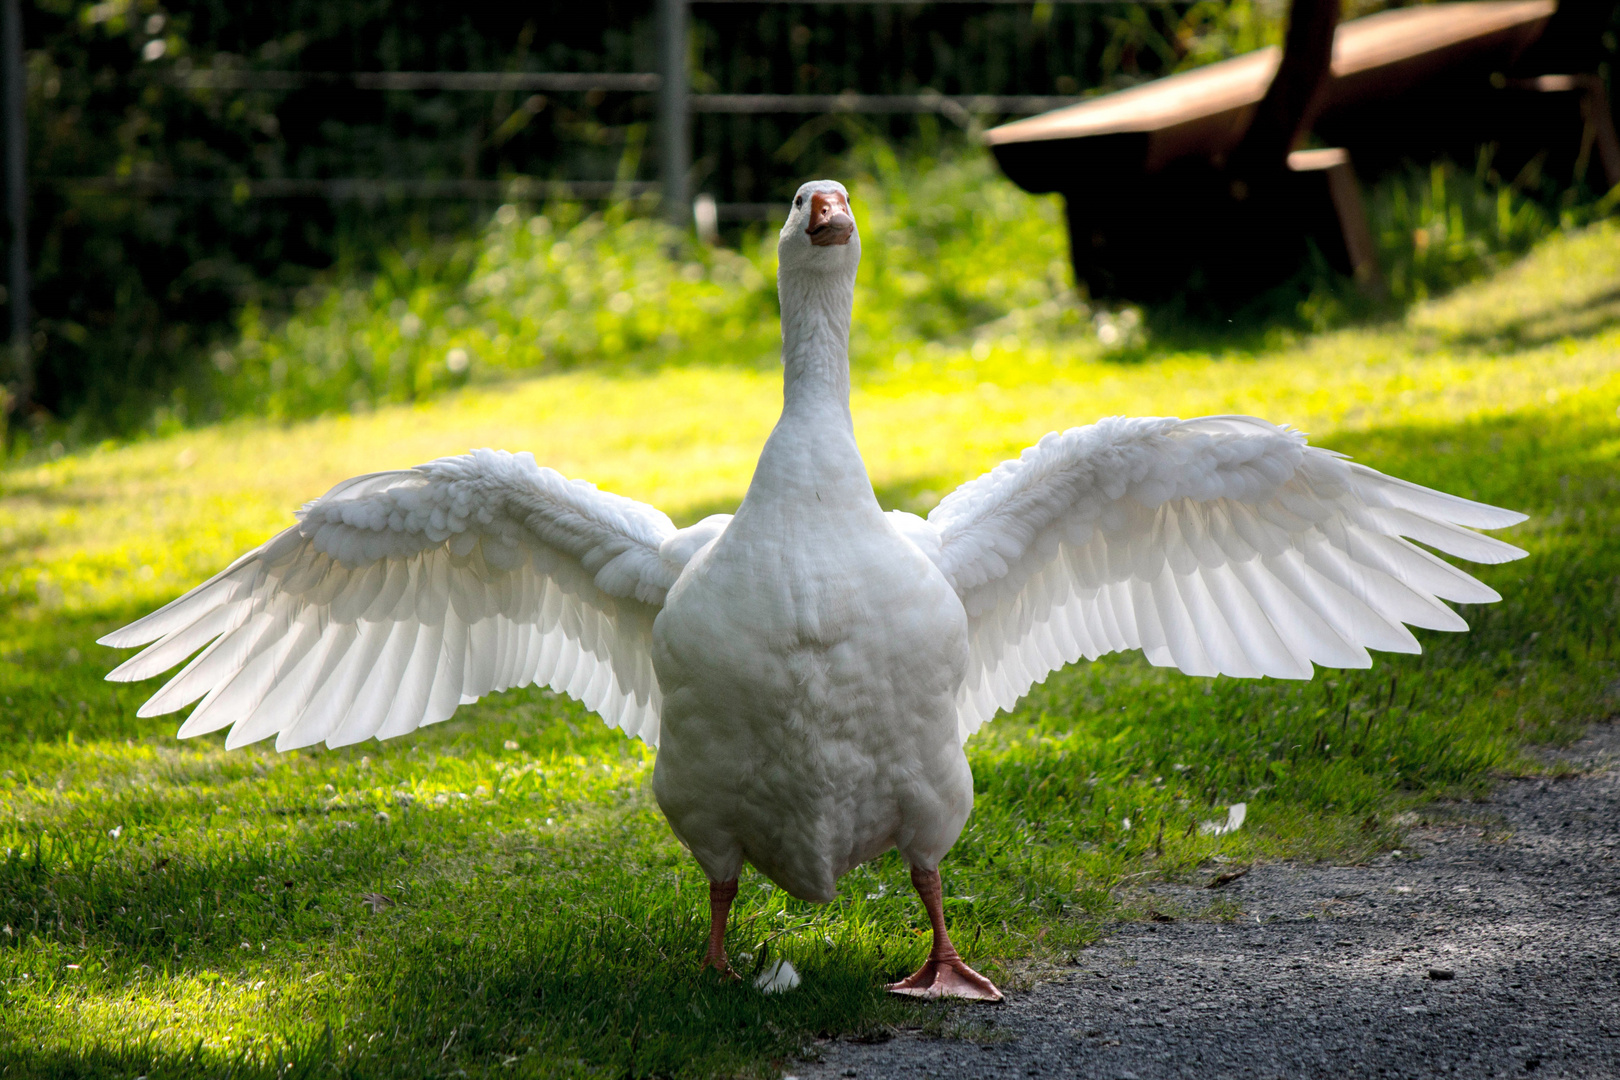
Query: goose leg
xmin=702 ymin=877 xmax=740 ymax=978
xmin=886 ymin=864 xmax=1002 ymax=1001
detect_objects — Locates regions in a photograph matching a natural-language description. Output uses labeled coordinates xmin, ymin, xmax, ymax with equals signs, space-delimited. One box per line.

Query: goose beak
xmin=806 ymin=191 xmax=854 ymax=247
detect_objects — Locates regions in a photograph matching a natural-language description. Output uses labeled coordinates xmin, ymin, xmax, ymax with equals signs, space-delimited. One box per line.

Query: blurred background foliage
xmin=8 ymin=0 xmax=1620 ymax=441
xmin=221 ymin=144 xmax=1088 ymax=419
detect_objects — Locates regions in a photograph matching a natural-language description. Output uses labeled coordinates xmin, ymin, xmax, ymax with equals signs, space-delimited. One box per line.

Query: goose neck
xmin=779 ymin=271 xmax=854 ymax=411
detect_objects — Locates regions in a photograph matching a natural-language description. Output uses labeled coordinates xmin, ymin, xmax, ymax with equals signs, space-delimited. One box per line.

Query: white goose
xmin=102 ymin=180 xmax=1528 ymax=1002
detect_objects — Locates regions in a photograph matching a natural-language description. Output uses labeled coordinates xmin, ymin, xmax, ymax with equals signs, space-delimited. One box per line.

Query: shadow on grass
xmin=1113 ymin=229 xmax=1620 ymax=365
xmin=1101 ymin=251 xmax=1405 ymax=364
xmin=1410 ymin=283 xmax=1620 ymax=354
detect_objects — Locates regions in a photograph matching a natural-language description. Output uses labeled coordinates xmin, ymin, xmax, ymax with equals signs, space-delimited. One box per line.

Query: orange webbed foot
xmin=886 ymin=955 xmax=1002 ymax=1001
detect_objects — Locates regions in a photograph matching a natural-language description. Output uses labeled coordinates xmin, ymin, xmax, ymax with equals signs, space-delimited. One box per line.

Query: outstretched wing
xmin=101 ymin=449 xmax=681 ymax=750
xmin=920 ymin=415 xmax=1528 ymax=742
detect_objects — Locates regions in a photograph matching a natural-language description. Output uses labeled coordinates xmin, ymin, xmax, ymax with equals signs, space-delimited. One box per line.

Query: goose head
xmin=778 ymin=180 xmax=860 ymax=278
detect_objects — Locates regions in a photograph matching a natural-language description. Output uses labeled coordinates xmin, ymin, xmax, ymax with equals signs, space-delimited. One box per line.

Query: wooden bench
xmin=984 ymin=1 xmax=1618 ymax=303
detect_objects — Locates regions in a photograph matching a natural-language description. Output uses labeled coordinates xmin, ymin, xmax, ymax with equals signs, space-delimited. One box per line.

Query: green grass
xmin=2 ymin=188 xmax=1619 ymax=1077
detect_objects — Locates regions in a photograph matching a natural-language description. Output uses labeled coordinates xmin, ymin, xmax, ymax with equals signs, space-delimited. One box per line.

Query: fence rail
xmin=55 ymin=177 xmax=660 ymax=200
xmin=70 ymin=72 xmax=1077 ymax=205
xmin=690 ymin=92 xmax=1081 ymax=114
xmin=163 ymin=70 xmax=662 ymax=93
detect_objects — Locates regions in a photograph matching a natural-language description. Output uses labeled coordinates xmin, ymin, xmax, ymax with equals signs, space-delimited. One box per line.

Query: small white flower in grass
xmin=1122 ymin=817 xmax=1132 ymax=831
xmin=1199 ymin=803 xmax=1247 ymax=837
xmin=374 ymin=811 xmax=390 ymax=825
xmin=754 ymin=959 xmax=800 ymax=994
xmin=503 ymin=740 xmax=519 ymax=751
xmin=108 ymin=825 xmax=122 ymax=839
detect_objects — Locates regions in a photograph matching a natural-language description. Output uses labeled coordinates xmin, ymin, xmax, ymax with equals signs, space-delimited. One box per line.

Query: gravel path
xmin=794 ymin=724 xmax=1620 ymax=1080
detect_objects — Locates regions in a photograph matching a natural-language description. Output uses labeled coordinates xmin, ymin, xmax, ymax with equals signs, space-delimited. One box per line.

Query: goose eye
xmin=794 ymin=195 xmax=803 ymax=208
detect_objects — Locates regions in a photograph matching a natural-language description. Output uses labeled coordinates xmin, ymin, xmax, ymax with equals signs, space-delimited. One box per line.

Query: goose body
xmin=652 ymin=363 xmax=972 ymax=903
xmin=101 ymin=180 xmax=1529 ymax=1000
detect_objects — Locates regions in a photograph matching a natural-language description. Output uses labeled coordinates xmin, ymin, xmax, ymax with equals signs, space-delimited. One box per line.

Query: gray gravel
xmin=794 ymin=724 xmax=1620 ymax=1080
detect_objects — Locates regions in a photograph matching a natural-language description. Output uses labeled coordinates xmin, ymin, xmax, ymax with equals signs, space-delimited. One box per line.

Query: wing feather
xmin=927 ymin=415 xmax=1526 ymax=740
xmin=378 ymin=616 xmax=444 ymax=741
xmin=243 ymin=619 xmax=362 ymax=746
xmin=101 ymin=449 xmax=681 ymax=751
xmin=138 ymin=607 xmax=280 ymax=718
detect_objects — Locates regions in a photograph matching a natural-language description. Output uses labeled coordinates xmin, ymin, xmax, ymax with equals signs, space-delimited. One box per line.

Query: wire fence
xmin=4 ymin=0 xmax=1241 ymax=426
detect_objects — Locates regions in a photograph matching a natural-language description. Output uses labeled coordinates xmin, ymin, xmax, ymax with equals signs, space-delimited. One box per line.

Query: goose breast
xmin=651 ymin=506 xmax=972 ymax=903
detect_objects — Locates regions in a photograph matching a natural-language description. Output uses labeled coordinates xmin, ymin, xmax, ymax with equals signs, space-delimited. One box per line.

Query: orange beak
xmin=806 ymin=191 xmax=854 ymax=247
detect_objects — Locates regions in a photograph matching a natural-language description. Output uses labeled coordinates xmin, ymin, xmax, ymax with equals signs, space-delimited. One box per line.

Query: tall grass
xmin=1369 ymin=154 xmax=1620 ymax=303
xmin=214 ymin=146 xmax=1084 ymax=421
xmin=220 ymin=204 xmax=776 ymax=420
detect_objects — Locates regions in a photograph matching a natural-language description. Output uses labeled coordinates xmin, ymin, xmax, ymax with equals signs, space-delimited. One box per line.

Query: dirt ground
xmin=793 ymin=724 xmax=1620 ymax=1080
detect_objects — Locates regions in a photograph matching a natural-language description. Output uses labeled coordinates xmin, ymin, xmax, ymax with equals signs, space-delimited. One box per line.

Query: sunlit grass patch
xmin=0 ymin=216 xmax=1617 ymax=1077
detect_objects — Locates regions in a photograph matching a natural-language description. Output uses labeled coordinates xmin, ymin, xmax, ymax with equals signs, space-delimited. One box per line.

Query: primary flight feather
xmin=103 ymin=181 xmax=1527 ymax=1001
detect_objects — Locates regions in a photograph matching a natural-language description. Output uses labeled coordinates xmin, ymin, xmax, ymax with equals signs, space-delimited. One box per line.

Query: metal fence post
xmin=657 ymin=0 xmax=689 ymax=229
xmin=2 ymin=0 xmax=27 ymax=414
